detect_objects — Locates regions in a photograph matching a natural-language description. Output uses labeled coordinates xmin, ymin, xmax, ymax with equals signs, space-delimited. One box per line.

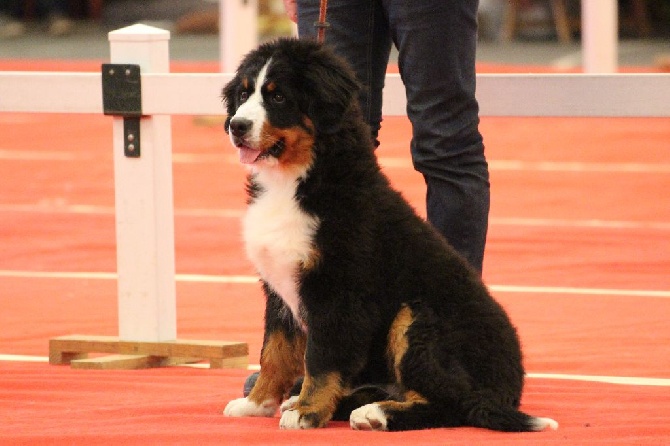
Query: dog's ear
xmin=302 ymin=45 xmax=361 ymax=134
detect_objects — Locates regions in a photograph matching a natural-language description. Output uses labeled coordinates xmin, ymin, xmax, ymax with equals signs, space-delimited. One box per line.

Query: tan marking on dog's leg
xmin=281 ymin=371 xmax=345 ymax=428
xmin=379 ymin=390 xmax=428 ymax=412
xmin=387 ymin=304 xmax=414 ymax=383
xmin=248 ymin=331 xmax=306 ymax=406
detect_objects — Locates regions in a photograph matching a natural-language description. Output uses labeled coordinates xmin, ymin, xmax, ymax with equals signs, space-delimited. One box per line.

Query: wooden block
xmin=49 ymin=350 xmax=88 ymax=365
xmin=71 ymin=355 xmax=208 ymax=370
xmin=116 ymin=339 xmax=249 ymax=359
xmin=50 ymin=335 xmax=123 ymax=357
xmin=209 ymin=356 xmax=249 ymax=369
xmin=48 ymin=335 xmax=249 ymax=370
xmin=70 ymin=355 xmax=163 ymax=370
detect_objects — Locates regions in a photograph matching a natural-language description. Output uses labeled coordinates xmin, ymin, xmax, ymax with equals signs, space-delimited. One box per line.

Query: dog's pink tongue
xmin=239 ymin=147 xmax=262 ymax=164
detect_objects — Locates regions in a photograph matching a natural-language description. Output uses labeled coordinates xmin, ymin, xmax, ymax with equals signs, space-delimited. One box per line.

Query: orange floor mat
xmin=1 ymin=362 xmax=669 ymax=446
xmin=0 ymin=58 xmax=669 ymax=444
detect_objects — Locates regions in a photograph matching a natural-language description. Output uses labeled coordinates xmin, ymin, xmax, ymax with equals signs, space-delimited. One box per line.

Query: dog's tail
xmin=464 ymin=400 xmax=558 ymax=432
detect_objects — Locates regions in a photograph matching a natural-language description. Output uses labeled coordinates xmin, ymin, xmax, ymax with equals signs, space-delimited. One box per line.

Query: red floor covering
xmin=0 ymin=59 xmax=669 ymax=444
xmin=2 ymin=362 xmax=669 ymax=446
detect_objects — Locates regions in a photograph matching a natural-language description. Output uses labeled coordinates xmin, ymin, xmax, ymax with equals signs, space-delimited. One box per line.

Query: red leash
xmin=315 ymin=0 xmax=330 ymax=43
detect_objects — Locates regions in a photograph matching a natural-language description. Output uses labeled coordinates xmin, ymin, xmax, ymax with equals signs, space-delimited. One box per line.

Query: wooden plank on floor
xmin=49 ymin=335 xmax=249 ymax=369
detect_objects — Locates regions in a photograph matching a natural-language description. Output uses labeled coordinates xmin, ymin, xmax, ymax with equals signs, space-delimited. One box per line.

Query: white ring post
xmin=108 ymin=24 xmax=177 ymax=342
xmin=219 ymin=0 xmax=259 ymax=71
xmin=582 ymin=0 xmax=618 ymax=73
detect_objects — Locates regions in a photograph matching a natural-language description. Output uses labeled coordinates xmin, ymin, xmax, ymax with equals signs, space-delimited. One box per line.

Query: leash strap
xmin=314 ymin=0 xmax=330 ymax=43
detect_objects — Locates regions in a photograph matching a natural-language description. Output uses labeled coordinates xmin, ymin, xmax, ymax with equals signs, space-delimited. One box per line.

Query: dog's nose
xmin=229 ymin=118 xmax=253 ymax=138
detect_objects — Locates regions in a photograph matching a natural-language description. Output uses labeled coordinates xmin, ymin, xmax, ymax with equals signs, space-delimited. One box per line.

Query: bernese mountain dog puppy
xmin=221 ymin=38 xmax=557 ymax=433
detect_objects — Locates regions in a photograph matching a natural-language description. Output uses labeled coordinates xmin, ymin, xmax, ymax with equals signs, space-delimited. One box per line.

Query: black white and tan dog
xmin=221 ymin=38 xmax=557 ymax=432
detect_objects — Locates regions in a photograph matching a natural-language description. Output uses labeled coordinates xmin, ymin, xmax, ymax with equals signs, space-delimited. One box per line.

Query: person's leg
xmin=385 ymin=0 xmax=489 ymax=273
xmin=297 ymin=0 xmax=392 ymax=146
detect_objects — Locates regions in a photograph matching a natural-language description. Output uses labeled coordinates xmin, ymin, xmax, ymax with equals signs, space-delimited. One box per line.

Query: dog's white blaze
xmin=228 ymin=60 xmax=271 ymax=148
xmin=243 ymin=168 xmax=319 ymax=328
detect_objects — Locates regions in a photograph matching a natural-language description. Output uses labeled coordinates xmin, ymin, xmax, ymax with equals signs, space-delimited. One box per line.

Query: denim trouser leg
xmin=297 ymin=0 xmax=392 ymax=145
xmin=387 ymin=0 xmax=490 ymax=272
xmin=297 ymin=0 xmax=489 ymax=273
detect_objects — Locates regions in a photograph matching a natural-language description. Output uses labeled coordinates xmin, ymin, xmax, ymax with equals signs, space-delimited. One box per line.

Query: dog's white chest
xmin=243 ymin=171 xmax=318 ymax=325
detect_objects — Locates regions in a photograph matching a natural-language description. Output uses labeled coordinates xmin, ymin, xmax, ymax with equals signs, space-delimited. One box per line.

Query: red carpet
xmin=1 ymin=362 xmax=669 ymax=446
xmin=0 ymin=58 xmax=668 ymax=444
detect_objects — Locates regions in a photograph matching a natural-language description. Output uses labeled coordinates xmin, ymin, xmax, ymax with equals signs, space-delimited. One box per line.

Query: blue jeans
xmin=297 ymin=0 xmax=490 ymax=273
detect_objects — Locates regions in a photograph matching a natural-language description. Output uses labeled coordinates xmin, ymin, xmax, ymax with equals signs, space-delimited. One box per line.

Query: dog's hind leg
xmin=348 ymin=304 xmax=468 ymax=431
xmin=354 ymin=303 xmax=558 ymax=432
xmin=350 ymin=390 xmax=461 ymax=431
xmin=349 ymin=390 xmax=559 ymax=432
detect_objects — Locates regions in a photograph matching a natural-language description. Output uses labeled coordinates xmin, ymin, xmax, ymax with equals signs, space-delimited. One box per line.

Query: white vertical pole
xmin=108 ymin=24 xmax=177 ymax=342
xmin=582 ymin=0 xmax=618 ymax=73
xmin=220 ymin=0 xmax=259 ymax=72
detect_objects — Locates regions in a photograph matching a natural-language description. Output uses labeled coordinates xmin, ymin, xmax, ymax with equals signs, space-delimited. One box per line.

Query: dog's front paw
xmin=279 ymin=408 xmax=325 ymax=429
xmin=223 ymin=397 xmax=278 ymax=417
xmin=279 ymin=408 xmax=304 ymax=429
xmin=350 ymin=403 xmax=388 ymax=431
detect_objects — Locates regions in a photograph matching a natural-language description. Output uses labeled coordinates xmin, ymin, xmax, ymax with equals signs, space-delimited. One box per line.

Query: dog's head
xmin=222 ymin=38 xmax=360 ymax=171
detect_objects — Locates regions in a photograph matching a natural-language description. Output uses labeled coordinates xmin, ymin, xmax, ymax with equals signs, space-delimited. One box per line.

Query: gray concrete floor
xmin=0 ymin=19 xmax=668 ymax=69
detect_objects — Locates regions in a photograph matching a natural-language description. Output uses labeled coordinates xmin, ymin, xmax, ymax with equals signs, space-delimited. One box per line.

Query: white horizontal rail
xmin=0 ymin=72 xmax=669 ymax=117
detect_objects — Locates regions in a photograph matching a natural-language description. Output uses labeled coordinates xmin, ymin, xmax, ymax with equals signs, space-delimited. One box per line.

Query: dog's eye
xmin=271 ymin=93 xmax=285 ymax=104
xmin=239 ymin=91 xmax=249 ymax=103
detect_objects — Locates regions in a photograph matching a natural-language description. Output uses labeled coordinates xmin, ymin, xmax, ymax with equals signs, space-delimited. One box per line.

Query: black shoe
xmin=243 ymin=371 xmax=260 ymax=397
xmin=242 ymin=371 xmax=304 ymax=397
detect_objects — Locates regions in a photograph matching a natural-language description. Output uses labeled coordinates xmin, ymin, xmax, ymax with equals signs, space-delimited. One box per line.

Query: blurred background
xmin=0 ymin=0 xmax=668 ymax=70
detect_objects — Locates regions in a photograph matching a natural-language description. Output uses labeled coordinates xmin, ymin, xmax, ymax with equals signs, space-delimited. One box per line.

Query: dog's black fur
xmin=221 ymin=38 xmax=556 ymax=432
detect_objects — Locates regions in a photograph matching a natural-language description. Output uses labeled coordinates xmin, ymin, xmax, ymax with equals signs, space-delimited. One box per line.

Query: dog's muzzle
xmin=229 ymin=117 xmax=253 ymax=138
xmin=229 ymin=117 xmax=285 ymax=164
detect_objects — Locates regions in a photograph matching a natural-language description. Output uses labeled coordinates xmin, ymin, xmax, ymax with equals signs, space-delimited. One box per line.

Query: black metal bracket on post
xmin=102 ymin=63 xmax=142 ymax=158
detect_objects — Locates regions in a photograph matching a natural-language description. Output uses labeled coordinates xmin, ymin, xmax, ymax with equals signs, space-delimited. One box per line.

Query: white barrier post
xmin=47 ymin=24 xmax=249 ymax=370
xmin=582 ymin=0 xmax=618 ymax=73
xmin=108 ymin=24 xmax=176 ymax=342
xmin=220 ymin=0 xmax=259 ymax=71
